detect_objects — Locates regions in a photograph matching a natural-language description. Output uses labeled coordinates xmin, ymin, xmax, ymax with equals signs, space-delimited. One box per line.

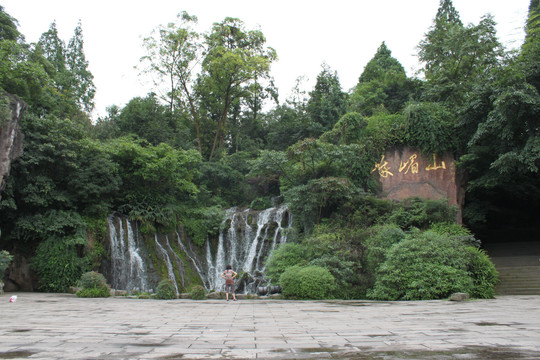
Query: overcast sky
xmin=2 ymin=0 xmax=530 ymax=119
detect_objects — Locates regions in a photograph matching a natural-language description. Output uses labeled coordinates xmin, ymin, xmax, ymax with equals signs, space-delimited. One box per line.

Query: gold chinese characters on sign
xmin=372 ymin=153 xmax=446 ymax=177
xmin=371 ymin=155 xmax=394 ymax=178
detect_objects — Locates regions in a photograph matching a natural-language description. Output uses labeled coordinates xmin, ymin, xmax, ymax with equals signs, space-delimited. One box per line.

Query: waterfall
xmin=104 ymin=205 xmax=292 ymax=295
xmin=107 ymin=215 xmax=150 ymax=292
xmin=205 ymin=205 xmax=292 ymax=293
xmin=176 ymin=231 xmax=207 ymax=287
xmin=154 ymin=234 xmax=179 ymax=295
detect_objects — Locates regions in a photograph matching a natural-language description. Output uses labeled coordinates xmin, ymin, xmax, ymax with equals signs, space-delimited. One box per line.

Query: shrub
xmin=364 ymin=224 xmax=406 ymax=274
xmin=76 ymin=271 xmax=110 ymax=298
xmin=155 ymin=279 xmax=176 ymax=300
xmin=180 ymin=206 xmax=224 ymax=247
xmin=303 ymin=224 xmax=368 ymax=299
xmin=429 ymin=222 xmax=471 ymax=237
xmin=279 ymin=265 xmax=335 ymax=300
xmin=368 ymin=231 xmax=473 ymax=300
xmin=76 ymin=287 xmax=110 ymax=298
xmin=191 ymin=285 xmax=207 ymax=300
xmin=387 ymin=197 xmax=457 ymax=230
xmin=79 ymin=271 xmax=108 ymax=289
xmin=309 ymin=255 xmax=359 ymax=299
xmin=265 ymin=243 xmax=307 ymax=283
xmin=429 ymin=222 xmax=481 ymax=247
xmin=0 ymin=96 xmax=11 ymax=128
xmin=464 ymin=247 xmax=499 ymax=299
xmin=250 ymin=197 xmax=272 ymax=210
xmin=0 ymin=250 xmax=14 ymax=280
xmin=347 ymin=196 xmax=394 ymax=228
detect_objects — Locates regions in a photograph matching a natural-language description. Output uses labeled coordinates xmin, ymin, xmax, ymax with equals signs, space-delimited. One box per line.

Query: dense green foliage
xmin=76 ymin=286 xmax=110 ymax=298
xmin=0 ymin=1 xmax=536 ymax=298
xmin=350 ymin=42 xmax=416 ymax=116
xmin=0 ymin=250 xmax=13 ymax=280
xmin=31 ymin=234 xmax=90 ymax=292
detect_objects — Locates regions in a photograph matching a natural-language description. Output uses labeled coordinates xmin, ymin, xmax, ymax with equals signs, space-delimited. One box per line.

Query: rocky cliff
xmin=0 ymin=92 xmax=26 ymax=199
xmin=0 ymin=93 xmax=27 ymax=291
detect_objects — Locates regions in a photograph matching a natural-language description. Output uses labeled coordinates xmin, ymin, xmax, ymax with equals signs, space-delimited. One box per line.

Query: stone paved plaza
xmin=1 ymin=293 xmax=540 ymax=359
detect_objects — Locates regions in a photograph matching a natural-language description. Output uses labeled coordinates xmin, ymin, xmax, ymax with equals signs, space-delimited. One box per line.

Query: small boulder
xmin=114 ymin=290 xmax=128 ymax=297
xmin=450 ymin=292 xmax=469 ymax=301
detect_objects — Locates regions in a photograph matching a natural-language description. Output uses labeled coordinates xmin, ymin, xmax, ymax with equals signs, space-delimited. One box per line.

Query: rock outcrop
xmin=0 ymin=92 xmax=26 ymax=199
xmin=372 ymin=147 xmax=465 ymax=222
xmin=0 ymin=93 xmax=28 ymax=290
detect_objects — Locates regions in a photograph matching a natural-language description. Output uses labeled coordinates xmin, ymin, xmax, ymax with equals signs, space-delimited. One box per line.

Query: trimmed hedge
xmin=279 ymin=265 xmax=335 ymax=300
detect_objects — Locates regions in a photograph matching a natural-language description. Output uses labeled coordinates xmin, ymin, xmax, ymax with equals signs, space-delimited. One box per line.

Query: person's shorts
xmin=225 ymin=283 xmax=235 ymax=293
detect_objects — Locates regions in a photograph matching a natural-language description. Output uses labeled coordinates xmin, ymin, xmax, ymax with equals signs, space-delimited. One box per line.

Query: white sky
xmin=2 ymin=0 xmax=530 ymax=119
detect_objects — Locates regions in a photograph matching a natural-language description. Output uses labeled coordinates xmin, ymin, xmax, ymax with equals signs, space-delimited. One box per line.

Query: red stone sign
xmin=372 ymin=147 xmax=463 ymax=221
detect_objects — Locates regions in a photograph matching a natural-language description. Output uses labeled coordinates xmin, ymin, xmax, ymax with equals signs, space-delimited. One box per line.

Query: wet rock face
xmin=0 ymin=92 xmax=26 ymax=199
xmin=3 ymin=253 xmax=37 ymax=291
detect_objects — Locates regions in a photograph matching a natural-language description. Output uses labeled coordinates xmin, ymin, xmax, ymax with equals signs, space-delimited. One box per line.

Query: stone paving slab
xmin=1 ymin=293 xmax=540 ymax=359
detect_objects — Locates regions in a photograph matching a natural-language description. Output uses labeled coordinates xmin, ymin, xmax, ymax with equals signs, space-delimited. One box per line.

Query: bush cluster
xmin=190 ymin=285 xmax=207 ymax=300
xmin=265 ymin=243 xmax=306 ymax=283
xmin=368 ymin=231 xmax=476 ymax=300
xmin=155 ymin=279 xmax=177 ymax=300
xmin=465 ymin=247 xmax=499 ymax=299
xmin=279 ymin=265 xmax=335 ymax=300
xmin=76 ymin=271 xmax=110 ymax=298
xmin=265 ymin=196 xmax=499 ymax=301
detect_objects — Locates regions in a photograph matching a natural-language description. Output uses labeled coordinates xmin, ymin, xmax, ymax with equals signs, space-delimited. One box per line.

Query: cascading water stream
xmin=154 ymin=234 xmax=179 ymax=295
xmin=176 ymin=231 xmax=207 ymax=287
xmin=107 ymin=215 xmax=150 ymax=292
xmin=205 ymin=205 xmax=292 ymax=293
xmin=243 ymin=208 xmax=272 ymax=272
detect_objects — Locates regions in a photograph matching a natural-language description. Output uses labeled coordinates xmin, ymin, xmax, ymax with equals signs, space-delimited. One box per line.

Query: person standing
xmin=221 ymin=265 xmax=238 ymax=301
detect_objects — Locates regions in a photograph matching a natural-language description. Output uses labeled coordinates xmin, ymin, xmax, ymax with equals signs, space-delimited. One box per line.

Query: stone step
xmin=484 ymin=242 xmax=540 ymax=295
xmin=484 ymin=241 xmax=540 ymax=257
xmin=490 ymin=256 xmax=540 ymax=267
xmin=496 ymin=288 xmax=540 ymax=295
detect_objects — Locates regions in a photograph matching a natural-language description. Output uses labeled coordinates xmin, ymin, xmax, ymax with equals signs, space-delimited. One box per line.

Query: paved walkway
xmin=1 ymin=293 xmax=539 ymax=359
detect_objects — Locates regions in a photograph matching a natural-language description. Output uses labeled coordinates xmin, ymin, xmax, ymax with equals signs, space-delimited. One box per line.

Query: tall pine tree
xmin=521 ymin=0 xmax=540 ymax=91
xmin=306 ymin=63 xmax=347 ymax=135
xmin=349 ymin=42 xmax=414 ymax=115
xmin=66 ymin=21 xmax=95 ymax=113
xmin=38 ymin=21 xmax=95 ymax=115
